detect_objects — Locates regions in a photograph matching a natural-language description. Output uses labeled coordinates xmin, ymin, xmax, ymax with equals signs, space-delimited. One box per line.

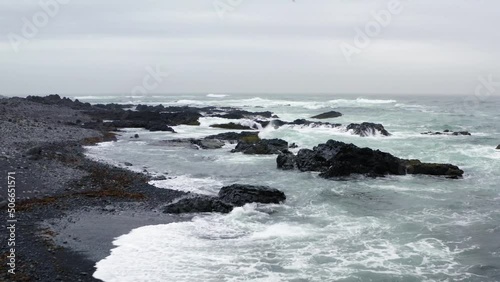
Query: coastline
xmin=0 ymin=97 xmax=190 ymax=281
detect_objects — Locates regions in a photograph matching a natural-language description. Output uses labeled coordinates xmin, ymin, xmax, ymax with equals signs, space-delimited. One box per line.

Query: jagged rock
xmin=346 ymin=122 xmax=391 ymax=136
xmin=290 ymin=119 xmax=342 ymax=128
xmin=205 ymin=131 xmax=261 ymax=144
xmin=232 ymin=139 xmax=288 ymax=154
xmin=218 ymin=184 xmax=286 ymax=206
xmin=26 ymin=94 xmax=93 ymax=110
xmin=277 ymin=139 xmax=463 ymax=179
xmin=210 ymin=123 xmax=255 ymax=130
xmin=276 ymin=150 xmax=296 ymax=170
xmin=421 ymin=130 xmax=471 ymax=136
xmin=452 ymin=131 xmax=471 ymax=136
xmin=212 ymin=110 xmax=274 ymax=119
xmin=163 ymin=196 xmax=233 ymax=214
xmin=402 ymin=160 xmax=464 ymax=178
xmin=145 ymin=121 xmax=176 ymax=132
xmin=311 ymin=111 xmax=342 ymax=119
xmin=496 ymin=145 xmax=500 ymax=150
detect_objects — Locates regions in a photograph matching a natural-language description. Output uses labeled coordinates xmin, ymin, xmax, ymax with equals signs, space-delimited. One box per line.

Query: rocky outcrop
xmin=212 ymin=110 xmax=274 ymax=119
xmin=210 ymin=123 xmax=255 ymax=130
xmin=346 ymin=122 xmax=391 ymax=137
xmin=289 ymin=119 xmax=342 ymax=128
xmin=311 ymin=111 xmax=342 ymax=119
xmin=496 ymin=144 xmax=500 ymax=150
xmin=218 ymin=184 xmax=286 ymax=206
xmin=164 ymin=185 xmax=287 ymax=214
xmin=231 ymin=139 xmax=288 ymax=154
xmin=205 ymin=131 xmax=260 ymax=144
xmin=277 ymin=139 xmax=463 ymax=179
xmin=163 ymin=196 xmax=234 ymax=214
xmin=26 ymin=94 xmax=93 ymax=110
xmin=421 ymin=130 xmax=471 ymax=136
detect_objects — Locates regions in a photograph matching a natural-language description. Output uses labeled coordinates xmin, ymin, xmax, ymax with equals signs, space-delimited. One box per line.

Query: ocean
xmin=73 ymin=94 xmax=500 ymax=281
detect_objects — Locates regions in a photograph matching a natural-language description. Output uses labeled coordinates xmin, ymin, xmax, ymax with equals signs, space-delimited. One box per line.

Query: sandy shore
xmin=0 ymin=97 xmax=190 ymax=281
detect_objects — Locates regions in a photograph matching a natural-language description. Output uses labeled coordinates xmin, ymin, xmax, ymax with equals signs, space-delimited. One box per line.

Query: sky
xmin=0 ymin=0 xmax=499 ymax=96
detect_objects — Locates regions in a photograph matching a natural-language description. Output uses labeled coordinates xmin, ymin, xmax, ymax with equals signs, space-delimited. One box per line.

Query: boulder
xmin=311 ymin=111 xmax=342 ymax=119
xmin=496 ymin=145 xmax=500 ymax=150
xmin=346 ymin=122 xmax=391 ymax=137
xmin=231 ymin=139 xmax=288 ymax=154
xmin=276 ymin=150 xmax=296 ymax=170
xmin=218 ymin=184 xmax=286 ymax=206
xmin=277 ymin=139 xmax=463 ymax=179
xmin=163 ymin=196 xmax=233 ymax=214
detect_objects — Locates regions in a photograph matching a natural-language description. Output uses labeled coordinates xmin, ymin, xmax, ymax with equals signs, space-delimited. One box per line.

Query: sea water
xmin=75 ymin=94 xmax=499 ymax=281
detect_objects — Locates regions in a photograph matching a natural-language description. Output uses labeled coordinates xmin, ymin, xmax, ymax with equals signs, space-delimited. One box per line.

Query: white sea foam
xmin=207 ymin=93 xmax=229 ymax=98
xmin=164 ymin=97 xmax=397 ymax=110
xmin=149 ymin=175 xmax=223 ymax=195
xmin=94 ymin=206 xmax=473 ymax=282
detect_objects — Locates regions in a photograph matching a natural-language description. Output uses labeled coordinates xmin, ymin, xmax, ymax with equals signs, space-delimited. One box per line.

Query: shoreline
xmin=0 ymin=97 xmax=191 ymax=281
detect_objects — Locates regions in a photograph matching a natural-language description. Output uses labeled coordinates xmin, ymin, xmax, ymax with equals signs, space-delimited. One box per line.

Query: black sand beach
xmin=0 ymin=97 xmax=189 ymax=281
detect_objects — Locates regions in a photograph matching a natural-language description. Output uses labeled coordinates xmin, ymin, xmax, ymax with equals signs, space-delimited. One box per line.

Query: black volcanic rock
xmin=311 ymin=111 xmax=342 ymax=119
xmin=205 ymin=131 xmax=261 ymax=144
xmin=290 ymin=119 xmax=342 ymax=128
xmin=210 ymin=123 xmax=255 ymax=130
xmin=231 ymin=139 xmax=288 ymax=155
xmin=497 ymin=145 xmax=500 ymax=150
xmin=212 ymin=110 xmax=274 ymax=119
xmin=422 ymin=130 xmax=471 ymax=136
xmin=26 ymin=94 xmax=93 ymax=110
xmin=145 ymin=121 xmax=176 ymax=132
xmin=164 ymin=196 xmax=233 ymax=214
xmin=276 ymin=150 xmax=296 ymax=170
xmin=218 ymin=184 xmax=286 ymax=206
xmin=346 ymin=122 xmax=391 ymax=137
xmin=277 ymin=139 xmax=463 ymax=179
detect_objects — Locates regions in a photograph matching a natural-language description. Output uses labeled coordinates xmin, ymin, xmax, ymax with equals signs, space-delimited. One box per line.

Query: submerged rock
xmin=157 ymin=138 xmax=225 ymax=149
xmin=192 ymin=139 xmax=225 ymax=149
xmin=277 ymin=139 xmax=463 ymax=179
xmin=346 ymin=122 xmax=391 ymax=137
xmin=218 ymin=184 xmax=286 ymax=206
xmin=164 ymin=196 xmax=234 ymax=214
xmin=231 ymin=139 xmax=288 ymax=154
xmin=311 ymin=110 xmax=342 ymax=119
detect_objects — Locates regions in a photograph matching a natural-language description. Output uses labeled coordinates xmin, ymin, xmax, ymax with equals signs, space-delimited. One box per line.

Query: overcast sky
xmin=0 ymin=0 xmax=499 ymax=95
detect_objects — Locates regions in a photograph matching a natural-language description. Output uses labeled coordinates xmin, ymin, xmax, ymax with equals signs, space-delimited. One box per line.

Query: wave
xmin=207 ymin=94 xmax=229 ymax=98
xmin=94 ymin=204 xmax=474 ymax=281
